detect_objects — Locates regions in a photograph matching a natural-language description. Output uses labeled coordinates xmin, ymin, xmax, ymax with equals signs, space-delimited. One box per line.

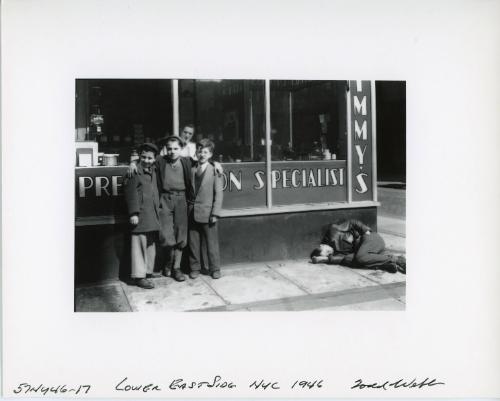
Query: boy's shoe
xmin=396 ymin=255 xmax=406 ymax=274
xmin=381 ymin=262 xmax=398 ymax=274
xmin=135 ymin=278 xmax=155 ymax=289
xmin=211 ymin=270 xmax=221 ymax=279
xmin=147 ymin=272 xmax=163 ymax=279
xmin=189 ymin=271 xmax=200 ymax=279
xmin=172 ymin=269 xmax=186 ymax=282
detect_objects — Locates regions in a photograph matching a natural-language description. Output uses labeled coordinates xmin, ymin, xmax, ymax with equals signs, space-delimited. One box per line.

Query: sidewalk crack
xmin=118 ymin=280 xmax=134 ymax=312
xmin=265 ymin=261 xmax=311 ymax=295
xmin=199 ymin=276 xmax=230 ymax=306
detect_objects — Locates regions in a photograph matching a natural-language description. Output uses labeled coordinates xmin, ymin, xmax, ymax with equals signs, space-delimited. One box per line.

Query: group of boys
xmin=124 ymin=125 xmax=223 ymax=289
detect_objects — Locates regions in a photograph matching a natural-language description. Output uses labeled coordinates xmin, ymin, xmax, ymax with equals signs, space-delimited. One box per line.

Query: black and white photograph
xmin=3 ymin=0 xmax=500 ymax=398
xmin=74 ymin=79 xmax=406 ymax=312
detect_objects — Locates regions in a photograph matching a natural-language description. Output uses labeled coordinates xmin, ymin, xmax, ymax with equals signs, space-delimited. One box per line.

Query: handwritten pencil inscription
xmin=351 ymin=377 xmax=445 ymax=390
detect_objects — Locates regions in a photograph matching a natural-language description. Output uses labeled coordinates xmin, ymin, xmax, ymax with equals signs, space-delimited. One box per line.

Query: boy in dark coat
xmin=124 ymin=143 xmax=160 ymax=289
xmin=310 ymin=219 xmax=406 ymax=273
xmin=188 ymin=139 xmax=224 ymax=279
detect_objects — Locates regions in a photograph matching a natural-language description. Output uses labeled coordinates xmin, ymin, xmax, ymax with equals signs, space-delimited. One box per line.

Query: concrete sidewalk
xmin=75 ymin=231 xmax=406 ymax=312
xmin=378 ymin=215 xmax=405 ymax=241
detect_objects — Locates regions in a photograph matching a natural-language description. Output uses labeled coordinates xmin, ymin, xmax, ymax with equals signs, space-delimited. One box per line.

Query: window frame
xmin=171 ymin=78 xmax=378 ymax=210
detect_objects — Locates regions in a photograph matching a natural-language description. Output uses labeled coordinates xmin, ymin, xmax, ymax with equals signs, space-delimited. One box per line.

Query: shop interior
xmin=75 ymin=79 xmax=172 ymax=165
xmin=75 ymin=79 xmax=348 ymax=166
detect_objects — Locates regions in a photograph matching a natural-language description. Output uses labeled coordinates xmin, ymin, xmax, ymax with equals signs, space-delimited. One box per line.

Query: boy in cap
xmin=124 ymin=143 xmax=161 ymax=289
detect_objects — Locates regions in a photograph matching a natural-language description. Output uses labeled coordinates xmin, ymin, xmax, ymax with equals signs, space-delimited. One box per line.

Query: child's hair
xmin=139 ymin=142 xmax=158 ymax=155
xmin=310 ymin=247 xmax=322 ymax=259
xmin=197 ymin=138 xmax=215 ymax=153
xmin=310 ymin=244 xmax=334 ymax=259
xmin=164 ymin=135 xmax=184 ymax=147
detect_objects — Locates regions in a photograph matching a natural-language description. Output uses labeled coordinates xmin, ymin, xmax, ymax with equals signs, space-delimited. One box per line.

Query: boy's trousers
xmin=159 ymin=192 xmax=188 ymax=249
xmin=189 ymin=220 xmax=221 ymax=273
xmin=131 ymin=232 xmax=157 ymax=278
xmin=341 ymin=232 xmax=394 ymax=269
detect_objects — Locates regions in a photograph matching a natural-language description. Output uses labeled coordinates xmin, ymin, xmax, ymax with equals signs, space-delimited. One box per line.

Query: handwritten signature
xmin=351 ymin=377 xmax=445 ymax=390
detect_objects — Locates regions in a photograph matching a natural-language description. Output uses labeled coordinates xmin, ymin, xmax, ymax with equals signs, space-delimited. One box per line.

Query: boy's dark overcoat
xmin=124 ymin=164 xmax=160 ymax=233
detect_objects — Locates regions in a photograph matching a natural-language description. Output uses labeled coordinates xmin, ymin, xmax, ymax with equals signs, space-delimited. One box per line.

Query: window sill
xmin=75 ymin=201 xmax=380 ymax=226
xmin=219 ymin=200 xmax=379 ymax=217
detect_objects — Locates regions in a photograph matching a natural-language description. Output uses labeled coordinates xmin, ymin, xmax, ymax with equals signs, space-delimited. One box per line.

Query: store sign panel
xmin=219 ymin=162 xmax=267 ymax=209
xmin=75 ymin=161 xmax=348 ymax=218
xmin=76 ymin=166 xmax=128 ymax=217
xmin=221 ymin=161 xmax=347 ymax=208
xmin=350 ymin=80 xmax=373 ymax=201
xmin=270 ymin=161 xmax=347 ymax=205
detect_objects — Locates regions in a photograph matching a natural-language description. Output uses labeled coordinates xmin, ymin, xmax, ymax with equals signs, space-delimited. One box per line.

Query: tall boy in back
xmin=188 ymin=138 xmax=223 ymax=279
xmin=124 ymin=143 xmax=160 ymax=289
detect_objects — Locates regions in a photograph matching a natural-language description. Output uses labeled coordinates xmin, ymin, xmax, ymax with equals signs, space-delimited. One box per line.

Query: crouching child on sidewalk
xmin=124 ymin=143 xmax=160 ymax=289
xmin=188 ymin=139 xmax=223 ymax=279
xmin=310 ymin=219 xmax=406 ymax=274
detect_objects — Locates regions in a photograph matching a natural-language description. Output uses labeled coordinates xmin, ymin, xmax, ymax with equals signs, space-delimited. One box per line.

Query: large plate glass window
xmin=75 ymin=79 xmax=173 ymax=165
xmin=179 ymin=79 xmax=266 ymax=209
xmin=270 ymin=80 xmax=348 ymax=205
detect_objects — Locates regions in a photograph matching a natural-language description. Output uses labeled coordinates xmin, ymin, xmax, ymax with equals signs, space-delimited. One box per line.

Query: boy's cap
xmin=158 ymin=135 xmax=185 ymax=147
xmin=139 ymin=142 xmax=159 ymax=154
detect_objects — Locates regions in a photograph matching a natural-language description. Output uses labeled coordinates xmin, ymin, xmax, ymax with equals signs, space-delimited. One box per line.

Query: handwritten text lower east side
xmin=114 ymin=376 xmax=324 ymax=392
xmin=12 ymin=376 xmax=446 ymax=395
xmin=13 ymin=377 xmax=323 ymax=396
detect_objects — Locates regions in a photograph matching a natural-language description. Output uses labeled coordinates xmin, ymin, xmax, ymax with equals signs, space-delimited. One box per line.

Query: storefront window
xmin=270 ymin=80 xmax=347 ymax=161
xmin=75 ymin=79 xmax=172 ymax=165
xmin=179 ymin=79 xmax=267 ymax=209
xmin=179 ymin=79 xmax=265 ymax=162
xmin=270 ymin=80 xmax=348 ymax=205
xmin=75 ymin=78 xmax=373 ymax=215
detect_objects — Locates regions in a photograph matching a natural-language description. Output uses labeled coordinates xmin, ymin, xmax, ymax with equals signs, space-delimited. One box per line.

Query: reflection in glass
xmin=270 ymin=80 xmax=347 ymax=161
xmin=75 ymin=79 xmax=173 ymax=164
xmin=179 ymin=80 xmax=265 ymax=162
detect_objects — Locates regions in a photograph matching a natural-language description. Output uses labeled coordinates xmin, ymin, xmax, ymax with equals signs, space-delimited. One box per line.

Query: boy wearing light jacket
xmin=188 ymin=138 xmax=223 ymax=279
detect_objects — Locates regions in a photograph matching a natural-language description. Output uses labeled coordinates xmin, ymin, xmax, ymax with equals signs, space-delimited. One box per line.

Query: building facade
xmin=75 ymin=79 xmax=386 ymax=284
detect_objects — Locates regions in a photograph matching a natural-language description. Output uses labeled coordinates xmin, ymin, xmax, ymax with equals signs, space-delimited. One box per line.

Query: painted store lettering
xmin=355 ymin=145 xmax=367 ymax=165
xmin=78 ymin=167 xmax=345 ymax=199
xmin=355 ymin=173 xmax=368 ymax=194
xmin=351 ymin=81 xmax=371 ymax=195
xmin=353 ymin=96 xmax=367 ymax=116
xmin=222 ymin=168 xmax=344 ymax=192
xmin=78 ymin=176 xmax=123 ymax=197
xmin=221 ymin=171 xmax=242 ymax=192
xmin=354 ymin=120 xmax=367 ymax=140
